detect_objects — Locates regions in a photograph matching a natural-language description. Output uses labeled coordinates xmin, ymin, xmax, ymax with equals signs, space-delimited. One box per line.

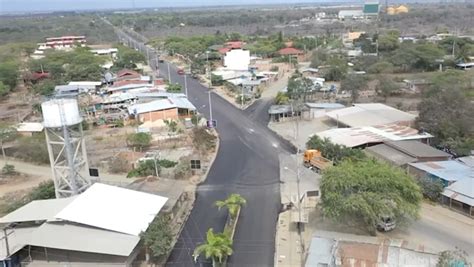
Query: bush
xmin=127 ymin=160 xmax=158 ymax=178
xmin=211 ymin=74 xmax=224 ymax=86
xmin=173 ymin=160 xmax=191 ymax=179
xmin=1 ymin=164 xmax=16 ymax=176
xmin=367 ymin=61 xmax=394 ymax=74
xmin=141 ymin=215 xmax=173 ymax=261
xmin=416 ymin=176 xmax=444 ymax=202
xmin=159 ymin=159 xmax=178 ymax=168
xmin=126 ymin=132 xmax=152 ymax=150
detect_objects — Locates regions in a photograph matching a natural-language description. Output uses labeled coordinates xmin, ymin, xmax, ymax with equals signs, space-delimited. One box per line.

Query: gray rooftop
xmin=385 ymin=141 xmax=450 ymax=159
xmin=366 ymin=144 xmax=417 ymax=166
xmin=305 ymin=236 xmax=335 ymax=267
xmin=442 ymin=178 xmax=474 ymax=206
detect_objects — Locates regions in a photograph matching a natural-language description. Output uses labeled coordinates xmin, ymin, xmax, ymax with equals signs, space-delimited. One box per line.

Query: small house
xmin=128 ymin=98 xmax=196 ymax=122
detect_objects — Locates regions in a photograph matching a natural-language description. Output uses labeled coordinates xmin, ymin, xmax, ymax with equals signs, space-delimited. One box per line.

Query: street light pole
xmin=208 ymin=90 xmax=213 ymax=123
xmin=184 ymin=74 xmax=188 ymax=97
xmin=167 ymin=62 xmax=171 ymax=83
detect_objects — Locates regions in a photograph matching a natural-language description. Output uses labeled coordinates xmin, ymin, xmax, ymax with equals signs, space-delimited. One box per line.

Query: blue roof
xmin=305 ymin=236 xmax=335 ymax=267
xmin=305 ymin=103 xmax=345 ymax=109
xmin=409 ymin=161 xmax=473 ymax=182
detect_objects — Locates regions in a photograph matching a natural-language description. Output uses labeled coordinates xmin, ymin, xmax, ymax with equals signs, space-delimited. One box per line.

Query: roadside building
xmin=0 ymin=183 xmax=168 ymax=267
xmin=277 ymin=47 xmax=304 ymax=57
xmin=128 ymin=97 xmax=196 ymax=122
xmin=408 ymin=160 xmax=472 ymax=187
xmin=68 ymin=81 xmax=102 ymax=92
xmin=316 ymin=123 xmax=432 ymax=148
xmin=223 ymin=49 xmax=250 ymax=71
xmin=366 ymin=140 xmax=451 ymax=167
xmin=305 ymin=103 xmax=345 ymax=119
xmin=363 ymin=0 xmax=380 ymax=17
xmin=325 ymin=103 xmax=416 ymax=128
xmin=442 ymin=178 xmax=474 ymax=217
xmin=306 ymin=231 xmax=438 ymax=267
xmin=338 ymin=10 xmax=364 ymax=20
xmin=268 ymin=104 xmax=304 ymax=122
xmin=16 ymin=122 xmax=44 ymax=137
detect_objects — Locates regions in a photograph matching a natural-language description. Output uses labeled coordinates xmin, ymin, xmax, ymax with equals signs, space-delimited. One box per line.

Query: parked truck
xmin=303 ymin=149 xmax=333 ymax=173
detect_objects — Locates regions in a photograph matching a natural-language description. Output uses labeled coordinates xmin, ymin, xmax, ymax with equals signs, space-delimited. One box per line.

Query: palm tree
xmin=193 ymin=228 xmax=233 ymax=267
xmin=215 ymin=194 xmax=247 ymax=221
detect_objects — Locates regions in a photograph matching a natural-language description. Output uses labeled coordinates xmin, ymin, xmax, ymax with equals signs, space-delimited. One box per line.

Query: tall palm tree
xmin=215 ymin=194 xmax=247 ymax=221
xmin=193 ymin=228 xmax=233 ymax=267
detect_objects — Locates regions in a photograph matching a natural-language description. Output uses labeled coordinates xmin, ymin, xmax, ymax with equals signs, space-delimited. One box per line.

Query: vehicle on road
xmin=303 ymin=149 xmax=333 ymax=173
xmin=377 ymin=216 xmax=396 ymax=232
xmin=177 ymin=68 xmax=185 ymax=75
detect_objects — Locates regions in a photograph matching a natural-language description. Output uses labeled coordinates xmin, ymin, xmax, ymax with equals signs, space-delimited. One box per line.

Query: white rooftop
xmin=128 ymin=98 xmax=196 ymax=115
xmin=0 ymin=197 xmax=75 ymax=224
xmin=55 ymin=183 xmax=168 ymax=236
xmin=326 ymin=103 xmax=417 ymax=128
xmin=16 ymin=122 xmax=44 ymax=133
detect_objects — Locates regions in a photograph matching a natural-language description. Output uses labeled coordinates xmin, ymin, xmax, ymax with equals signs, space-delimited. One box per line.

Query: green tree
xmin=323 ymin=57 xmax=347 ymax=81
xmin=377 ymin=31 xmax=400 ymax=52
xmin=0 ymin=81 xmax=10 ymax=97
xmin=416 ymin=88 xmax=474 ymax=156
xmin=416 ymin=176 xmax=444 ymax=202
xmin=32 ymin=80 xmax=56 ymax=96
xmin=275 ymin=92 xmax=289 ymax=105
xmin=0 ymin=124 xmax=17 ymax=162
xmin=166 ymin=83 xmax=182 ymax=93
xmin=211 ymin=74 xmax=224 ymax=86
xmin=0 ymin=61 xmax=19 ymax=89
xmin=306 ymin=135 xmax=366 ymax=164
xmin=375 ymin=75 xmax=398 ymax=101
xmin=367 ymin=61 xmax=394 ymax=74
xmin=215 ymin=194 xmax=246 ymax=221
xmin=193 ymin=228 xmax=233 ymax=267
xmin=320 ymin=159 xmax=422 ymax=235
xmin=127 ymin=160 xmax=159 ymax=178
xmin=114 ymin=46 xmax=146 ymax=70
xmin=141 ymin=215 xmax=173 ymax=261
xmin=164 ymin=119 xmax=178 ymax=132
xmin=310 ymin=49 xmax=328 ymax=68
xmin=126 ymin=132 xmax=152 ymax=150
xmin=340 ymin=74 xmax=368 ymax=103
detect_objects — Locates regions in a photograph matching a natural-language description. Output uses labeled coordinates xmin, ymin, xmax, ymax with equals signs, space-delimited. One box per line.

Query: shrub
xmin=108 ymin=157 xmax=131 ymax=174
xmin=159 ymin=159 xmax=178 ymax=168
xmin=367 ymin=61 xmax=394 ymax=74
xmin=173 ymin=161 xmax=191 ymax=179
xmin=126 ymin=132 xmax=152 ymax=150
xmin=127 ymin=160 xmax=158 ymax=178
xmin=1 ymin=164 xmax=16 ymax=176
xmin=416 ymin=176 xmax=444 ymax=202
xmin=192 ymin=127 xmax=217 ymax=153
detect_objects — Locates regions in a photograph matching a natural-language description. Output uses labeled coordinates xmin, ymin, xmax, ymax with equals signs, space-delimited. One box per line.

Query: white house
xmin=224 ymin=49 xmax=250 ymax=71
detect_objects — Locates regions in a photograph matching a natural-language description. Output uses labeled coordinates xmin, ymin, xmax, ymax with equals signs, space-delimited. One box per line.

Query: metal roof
xmin=128 ymin=98 xmax=196 ymax=115
xmin=409 ymin=161 xmax=473 ymax=182
xmin=457 ymin=156 xmax=474 ymax=168
xmin=384 ymin=140 xmax=450 ymax=159
xmin=305 ymin=103 xmax=345 ymax=109
xmin=366 ymin=144 xmax=417 ymax=166
xmin=305 ymin=236 xmax=335 ymax=267
xmin=55 ymin=183 xmax=168 ymax=236
xmin=29 ymin=222 xmax=140 ymax=256
xmin=0 ymin=197 xmax=75 ymax=224
xmin=0 ymin=226 xmax=37 ymax=260
xmin=316 ymin=124 xmax=432 ymax=148
xmin=442 ymin=178 xmax=474 ymax=206
xmin=326 ymin=103 xmax=416 ymax=128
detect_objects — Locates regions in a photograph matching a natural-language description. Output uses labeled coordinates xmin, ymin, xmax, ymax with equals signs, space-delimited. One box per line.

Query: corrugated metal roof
xmin=305 ymin=236 xmax=335 ymax=267
xmin=409 ymin=161 xmax=473 ymax=182
xmin=55 ymin=183 xmax=168 ymax=236
xmin=0 ymin=197 xmax=76 ymax=224
xmin=442 ymin=178 xmax=474 ymax=206
xmin=457 ymin=156 xmax=474 ymax=168
xmin=29 ymin=222 xmax=140 ymax=257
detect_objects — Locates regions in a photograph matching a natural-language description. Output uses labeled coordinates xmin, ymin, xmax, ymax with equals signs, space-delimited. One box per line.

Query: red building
xmin=45 ymin=36 xmax=87 ymax=49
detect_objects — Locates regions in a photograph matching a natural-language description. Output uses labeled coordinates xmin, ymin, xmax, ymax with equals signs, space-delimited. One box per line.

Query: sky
xmin=0 ymin=0 xmax=362 ymax=14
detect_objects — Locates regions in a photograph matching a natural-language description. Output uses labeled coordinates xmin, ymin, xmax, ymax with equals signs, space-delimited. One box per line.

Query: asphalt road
xmin=110 ymin=32 xmax=298 ymax=265
xmin=158 ymin=61 xmax=295 ymax=266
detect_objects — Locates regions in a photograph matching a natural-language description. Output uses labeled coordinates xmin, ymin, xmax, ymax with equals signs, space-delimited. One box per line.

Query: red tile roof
xmin=225 ymin=41 xmax=244 ymax=49
xmin=218 ymin=47 xmax=231 ymax=54
xmin=278 ymin=47 xmax=304 ymax=55
xmin=117 ymin=69 xmax=140 ymax=78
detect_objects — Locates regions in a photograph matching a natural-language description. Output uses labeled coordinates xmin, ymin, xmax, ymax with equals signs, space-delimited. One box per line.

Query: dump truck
xmin=303 ymin=149 xmax=333 ymax=173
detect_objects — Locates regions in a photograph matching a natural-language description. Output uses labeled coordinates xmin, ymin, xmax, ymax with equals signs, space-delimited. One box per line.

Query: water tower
xmin=41 ymin=99 xmax=91 ymax=198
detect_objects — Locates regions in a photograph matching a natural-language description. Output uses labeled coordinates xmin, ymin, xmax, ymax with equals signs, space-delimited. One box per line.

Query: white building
xmin=223 ymin=49 xmax=250 ymax=71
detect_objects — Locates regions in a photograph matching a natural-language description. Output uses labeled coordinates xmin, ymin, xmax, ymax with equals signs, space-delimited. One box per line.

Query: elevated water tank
xmin=42 ymin=99 xmax=83 ymax=128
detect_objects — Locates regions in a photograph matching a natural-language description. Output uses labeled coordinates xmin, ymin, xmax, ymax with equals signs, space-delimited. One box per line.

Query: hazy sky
xmin=0 ymin=0 xmax=363 ymax=13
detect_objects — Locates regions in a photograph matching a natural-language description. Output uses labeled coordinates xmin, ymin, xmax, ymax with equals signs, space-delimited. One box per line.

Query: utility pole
xmin=167 ymin=63 xmax=171 ymax=83
xmin=184 ymin=74 xmax=188 ymax=97
xmin=208 ymin=91 xmax=213 ymax=123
